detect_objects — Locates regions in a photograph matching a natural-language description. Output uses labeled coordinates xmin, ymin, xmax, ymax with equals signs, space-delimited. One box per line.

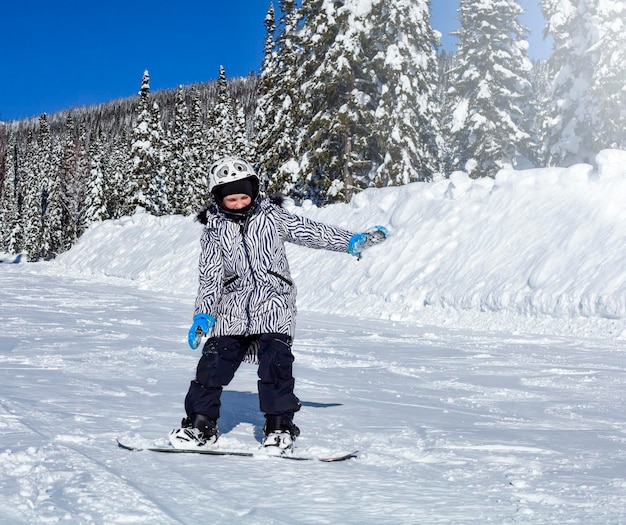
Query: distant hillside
xmin=2 ymin=71 xmax=259 ymax=145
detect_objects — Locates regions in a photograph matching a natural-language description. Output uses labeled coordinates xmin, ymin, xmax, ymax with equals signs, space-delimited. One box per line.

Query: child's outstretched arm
xmin=274 ymin=205 xmax=389 ymax=257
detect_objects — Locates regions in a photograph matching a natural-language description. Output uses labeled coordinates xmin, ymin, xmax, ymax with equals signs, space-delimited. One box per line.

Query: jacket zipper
xmin=268 ymin=270 xmax=293 ymax=286
xmin=224 ymin=275 xmax=238 ymax=287
xmin=240 ymin=216 xmax=256 ymax=336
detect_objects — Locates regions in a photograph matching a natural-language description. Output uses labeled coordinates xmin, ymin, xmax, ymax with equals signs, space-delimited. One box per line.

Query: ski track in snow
xmin=1 ymin=265 xmax=625 ymax=524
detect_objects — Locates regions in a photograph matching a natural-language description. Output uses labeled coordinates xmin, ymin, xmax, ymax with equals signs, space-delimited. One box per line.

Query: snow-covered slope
xmin=54 ymin=149 xmax=626 ymax=337
xmin=1 ymin=151 xmax=625 ymax=524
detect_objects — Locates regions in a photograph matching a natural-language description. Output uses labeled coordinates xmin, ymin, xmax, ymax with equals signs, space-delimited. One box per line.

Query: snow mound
xmin=54 ymin=150 xmax=626 ymax=330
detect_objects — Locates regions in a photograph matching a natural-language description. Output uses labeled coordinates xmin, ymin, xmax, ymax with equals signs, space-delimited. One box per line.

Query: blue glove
xmin=187 ymin=313 xmax=216 ymax=350
xmin=348 ymin=226 xmax=389 ymax=259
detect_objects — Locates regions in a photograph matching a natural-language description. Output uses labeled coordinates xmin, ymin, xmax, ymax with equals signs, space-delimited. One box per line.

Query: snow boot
xmin=261 ymin=414 xmax=300 ymax=453
xmin=169 ymin=414 xmax=218 ymax=449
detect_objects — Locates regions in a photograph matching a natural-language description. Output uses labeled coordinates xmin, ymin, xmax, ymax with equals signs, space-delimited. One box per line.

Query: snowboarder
xmin=170 ymin=156 xmax=388 ymax=452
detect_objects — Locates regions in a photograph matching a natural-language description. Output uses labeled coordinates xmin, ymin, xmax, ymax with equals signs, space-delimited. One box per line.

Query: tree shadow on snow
xmin=219 ymin=390 xmax=342 ymax=441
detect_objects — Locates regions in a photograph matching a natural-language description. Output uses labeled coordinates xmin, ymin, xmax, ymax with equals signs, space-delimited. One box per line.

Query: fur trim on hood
xmin=268 ymin=193 xmax=285 ymax=207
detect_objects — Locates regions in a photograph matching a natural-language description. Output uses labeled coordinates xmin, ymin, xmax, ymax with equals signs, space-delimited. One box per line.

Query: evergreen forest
xmin=1 ymin=0 xmax=624 ymax=261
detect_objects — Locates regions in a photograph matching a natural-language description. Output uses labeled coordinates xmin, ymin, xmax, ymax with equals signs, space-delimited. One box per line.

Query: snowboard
xmin=117 ymin=437 xmax=358 ymax=462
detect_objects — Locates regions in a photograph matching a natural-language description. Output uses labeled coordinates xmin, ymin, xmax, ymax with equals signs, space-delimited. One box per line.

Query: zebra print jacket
xmin=194 ymin=196 xmax=355 ymax=338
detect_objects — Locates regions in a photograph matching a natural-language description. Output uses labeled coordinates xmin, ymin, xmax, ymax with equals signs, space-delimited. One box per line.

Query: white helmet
xmin=208 ymin=156 xmax=258 ymax=194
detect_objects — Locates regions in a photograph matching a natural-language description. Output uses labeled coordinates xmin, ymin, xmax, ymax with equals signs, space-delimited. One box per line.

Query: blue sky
xmin=0 ymin=1 xmax=550 ymax=122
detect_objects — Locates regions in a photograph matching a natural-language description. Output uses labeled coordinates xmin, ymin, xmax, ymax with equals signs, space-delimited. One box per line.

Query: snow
xmin=1 ymin=150 xmax=626 ymax=523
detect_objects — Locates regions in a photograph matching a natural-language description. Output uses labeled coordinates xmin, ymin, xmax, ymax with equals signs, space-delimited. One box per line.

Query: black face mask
xmin=217 ymin=197 xmax=258 ymax=222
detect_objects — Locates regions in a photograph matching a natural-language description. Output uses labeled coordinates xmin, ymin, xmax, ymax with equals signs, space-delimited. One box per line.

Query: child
xmin=169 ymin=156 xmax=388 ymax=452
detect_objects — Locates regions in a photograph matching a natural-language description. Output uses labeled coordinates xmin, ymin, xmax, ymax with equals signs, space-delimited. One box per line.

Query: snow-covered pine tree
xmin=38 ymin=113 xmax=63 ymax=258
xmin=540 ymin=0 xmax=594 ymax=165
xmin=447 ymin=0 xmax=537 ymax=178
xmin=108 ymin=131 xmax=131 ymax=219
xmin=539 ymin=0 xmax=625 ymax=164
xmin=292 ymin=0 xmax=355 ymax=204
xmin=276 ymin=0 xmax=443 ymax=203
xmin=167 ymin=86 xmax=191 ymax=215
xmin=368 ymin=0 xmax=443 ymax=186
xmin=530 ymin=57 xmax=552 ymax=166
xmin=82 ymin=129 xmax=109 ymax=225
xmin=129 ymin=70 xmax=161 ymax=215
xmin=75 ymin=122 xmax=90 ymax=226
xmin=233 ymin=104 xmax=252 ymax=160
xmin=256 ymin=1 xmax=302 ymax=195
xmin=206 ymin=66 xmax=237 ymax=163
xmin=255 ymin=2 xmax=279 ymax=182
xmin=59 ymin=116 xmax=83 ymax=251
xmin=590 ymin=1 xmax=626 ymax=153
xmin=150 ymin=101 xmax=169 ymax=215
xmin=0 ymin=129 xmax=10 ymax=249
xmin=21 ymin=131 xmax=44 ymax=261
xmin=0 ymin=134 xmax=21 ymax=253
xmin=187 ymin=87 xmax=209 ymax=213
xmin=0 ymin=125 xmax=6 ymax=217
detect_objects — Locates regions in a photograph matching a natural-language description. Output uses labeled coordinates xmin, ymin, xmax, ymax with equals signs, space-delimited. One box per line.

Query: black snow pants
xmin=184 ymin=333 xmax=301 ymax=421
